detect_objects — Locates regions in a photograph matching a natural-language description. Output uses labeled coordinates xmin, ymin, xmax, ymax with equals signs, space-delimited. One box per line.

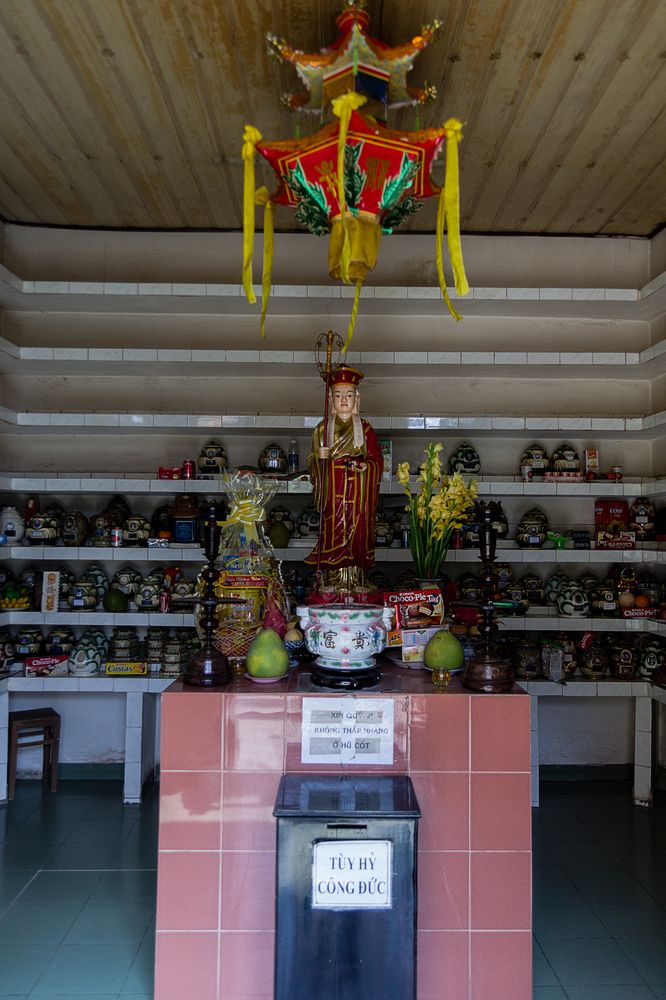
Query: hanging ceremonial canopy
xmin=266 ymin=1 xmax=440 ymax=115
xmin=241 ymin=1 xmax=470 ymax=350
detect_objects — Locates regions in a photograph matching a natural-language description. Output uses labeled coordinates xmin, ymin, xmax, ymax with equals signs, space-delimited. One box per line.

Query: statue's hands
xmin=318 ymin=446 xmax=330 ymax=459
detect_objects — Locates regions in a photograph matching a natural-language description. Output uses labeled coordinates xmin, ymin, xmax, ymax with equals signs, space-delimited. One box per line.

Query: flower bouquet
xmin=396 ymin=443 xmax=478 ymax=580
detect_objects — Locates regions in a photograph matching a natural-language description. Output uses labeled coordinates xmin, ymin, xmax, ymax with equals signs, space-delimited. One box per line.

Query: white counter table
xmin=0 ymin=674 xmax=174 ymax=803
xmin=520 ymin=677 xmax=666 ymax=807
xmin=2 ymin=673 xmax=665 ymax=807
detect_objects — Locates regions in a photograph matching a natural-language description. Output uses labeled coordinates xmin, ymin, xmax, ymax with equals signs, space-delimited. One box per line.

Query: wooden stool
xmin=8 ymin=708 xmax=61 ymax=800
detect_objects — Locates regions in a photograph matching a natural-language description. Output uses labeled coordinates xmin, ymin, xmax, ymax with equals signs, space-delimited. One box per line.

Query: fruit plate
xmin=245 ymin=672 xmax=289 ymax=684
xmin=421 ymin=663 xmax=464 ymax=673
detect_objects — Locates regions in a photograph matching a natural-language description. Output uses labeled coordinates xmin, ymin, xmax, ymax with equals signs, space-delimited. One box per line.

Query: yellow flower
xmin=396 ymin=461 xmax=411 ymax=493
xmin=400 ymin=442 xmax=477 ymax=578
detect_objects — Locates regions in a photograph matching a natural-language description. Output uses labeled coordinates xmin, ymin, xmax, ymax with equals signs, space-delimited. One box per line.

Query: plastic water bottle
xmin=288 ymin=439 xmax=299 ymax=474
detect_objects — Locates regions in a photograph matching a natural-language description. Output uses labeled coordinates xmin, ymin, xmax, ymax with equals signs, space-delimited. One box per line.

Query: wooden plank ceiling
xmin=0 ymin=0 xmax=664 ymax=235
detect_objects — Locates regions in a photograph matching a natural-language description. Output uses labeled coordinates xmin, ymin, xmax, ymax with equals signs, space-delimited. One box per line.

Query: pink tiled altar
xmin=155 ymin=667 xmax=532 ymax=1000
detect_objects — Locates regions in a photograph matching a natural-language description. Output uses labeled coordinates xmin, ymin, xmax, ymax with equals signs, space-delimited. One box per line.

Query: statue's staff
xmin=313 ymin=330 xmax=343 ymax=584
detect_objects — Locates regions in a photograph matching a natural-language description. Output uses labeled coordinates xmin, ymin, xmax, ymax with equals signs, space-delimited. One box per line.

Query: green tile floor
xmin=0 ymin=779 xmax=156 ymax=999
xmin=533 ymin=780 xmax=666 ymax=1000
xmin=1 ymin=778 xmax=666 ymax=998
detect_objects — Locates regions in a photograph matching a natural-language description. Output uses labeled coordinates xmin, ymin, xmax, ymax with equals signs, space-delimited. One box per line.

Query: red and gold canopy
xmin=259 ymin=109 xmax=443 ymax=213
xmin=268 ymin=1 xmax=440 ymax=114
xmin=241 ymin=5 xmax=470 ymax=350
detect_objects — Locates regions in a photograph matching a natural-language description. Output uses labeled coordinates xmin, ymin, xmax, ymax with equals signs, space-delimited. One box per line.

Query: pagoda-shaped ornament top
xmin=267 ymin=0 xmax=440 ymax=116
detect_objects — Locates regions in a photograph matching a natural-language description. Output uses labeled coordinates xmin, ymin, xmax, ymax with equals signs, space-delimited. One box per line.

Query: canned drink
xmin=182 ymin=460 xmax=196 ymax=479
xmin=611 ymin=465 xmax=623 ymax=481
xmin=110 ymin=527 xmax=123 ymax=547
xmin=159 ymin=590 xmax=171 ymax=613
xmin=520 ymin=465 xmax=533 ymax=483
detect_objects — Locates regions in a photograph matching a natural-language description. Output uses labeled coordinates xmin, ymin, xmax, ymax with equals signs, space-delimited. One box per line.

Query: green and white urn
xmin=297 ymin=603 xmax=393 ymax=688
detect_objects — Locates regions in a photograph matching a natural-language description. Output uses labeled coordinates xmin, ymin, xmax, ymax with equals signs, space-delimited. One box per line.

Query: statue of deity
xmin=305 ymin=365 xmax=382 ymax=593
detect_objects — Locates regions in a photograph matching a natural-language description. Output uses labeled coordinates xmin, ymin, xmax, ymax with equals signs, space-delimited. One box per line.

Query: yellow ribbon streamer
xmin=254 ymin=186 xmax=274 ymax=339
xmin=342 ymin=278 xmax=364 ymax=353
xmin=220 ymin=499 xmax=266 ymax=545
xmin=435 ymin=183 xmax=462 ymax=322
xmin=331 ymin=92 xmax=367 ymax=284
xmin=443 ymin=118 xmax=470 ymax=297
xmin=242 ymin=125 xmax=263 ymax=305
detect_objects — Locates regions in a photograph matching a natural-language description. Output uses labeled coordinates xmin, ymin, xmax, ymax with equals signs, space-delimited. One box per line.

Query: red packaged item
xmin=25 ymin=655 xmax=68 ymax=676
xmin=382 ymin=587 xmax=444 ymax=646
xmin=594 ymin=499 xmax=635 ymax=550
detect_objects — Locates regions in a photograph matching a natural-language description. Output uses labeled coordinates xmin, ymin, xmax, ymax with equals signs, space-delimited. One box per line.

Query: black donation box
xmin=273 ymin=773 xmax=421 ymax=1000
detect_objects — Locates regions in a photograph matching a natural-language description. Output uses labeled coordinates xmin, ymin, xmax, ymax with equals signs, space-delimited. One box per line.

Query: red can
xmin=110 ymin=527 xmax=123 ymax=547
xmin=159 ymin=590 xmax=171 ymax=613
xmin=182 ymin=460 xmax=196 ymax=479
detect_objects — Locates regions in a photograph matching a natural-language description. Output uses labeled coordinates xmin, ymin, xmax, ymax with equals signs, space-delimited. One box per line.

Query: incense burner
xmin=297 ymin=603 xmax=393 ymax=675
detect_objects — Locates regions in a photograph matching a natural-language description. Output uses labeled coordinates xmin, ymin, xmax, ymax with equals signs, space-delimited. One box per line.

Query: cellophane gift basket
xmin=197 ymin=472 xmax=289 ymax=666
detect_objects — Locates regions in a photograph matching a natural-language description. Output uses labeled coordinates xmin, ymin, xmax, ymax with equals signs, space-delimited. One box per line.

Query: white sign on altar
xmin=301 ymin=697 xmax=394 ymax=765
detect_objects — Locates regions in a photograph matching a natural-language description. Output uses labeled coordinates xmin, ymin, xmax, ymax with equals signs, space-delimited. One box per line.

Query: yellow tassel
xmin=332 ymin=92 xmax=367 ymax=284
xmin=436 ymin=184 xmax=462 ymax=322
xmin=443 ymin=118 xmax=470 ymax=297
xmin=241 ymin=125 xmax=263 ymax=305
xmin=342 ymin=278 xmax=363 ymax=353
xmin=254 ymin=187 xmax=274 ymax=339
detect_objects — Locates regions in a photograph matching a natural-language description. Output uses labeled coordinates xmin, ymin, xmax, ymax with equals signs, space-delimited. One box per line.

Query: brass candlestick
xmin=462 ymin=502 xmax=516 ymax=693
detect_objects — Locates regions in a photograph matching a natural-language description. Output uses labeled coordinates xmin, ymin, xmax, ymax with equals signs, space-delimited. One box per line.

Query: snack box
xmin=620 ymin=608 xmax=657 ymax=619
xmin=401 ymin=626 xmax=442 ymax=663
xmin=382 ymin=587 xmax=444 ymax=646
xmin=383 ymin=587 xmax=444 ymax=629
xmin=39 ymin=570 xmax=61 ymax=614
xmin=105 ymin=660 xmax=150 ymax=675
xmin=584 ymin=448 xmax=599 ymax=475
xmin=25 ymin=655 xmax=68 ymax=677
xmin=594 ymin=499 xmax=635 ymax=550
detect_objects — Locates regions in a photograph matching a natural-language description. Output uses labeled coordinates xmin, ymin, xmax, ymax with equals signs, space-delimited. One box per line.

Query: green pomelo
xmin=246 ymin=627 xmax=289 ymax=677
xmin=103 ymin=588 xmax=129 ymax=613
xmin=423 ymin=629 xmax=464 ymax=671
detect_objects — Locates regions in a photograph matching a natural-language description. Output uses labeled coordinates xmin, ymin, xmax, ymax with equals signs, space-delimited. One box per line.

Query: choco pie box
xmin=594 ymin=499 xmax=635 ymax=550
xmin=382 ymin=586 xmax=444 ymax=647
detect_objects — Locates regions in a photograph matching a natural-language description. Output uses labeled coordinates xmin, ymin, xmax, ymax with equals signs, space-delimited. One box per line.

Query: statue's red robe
xmin=305 ymin=415 xmax=382 ymax=570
